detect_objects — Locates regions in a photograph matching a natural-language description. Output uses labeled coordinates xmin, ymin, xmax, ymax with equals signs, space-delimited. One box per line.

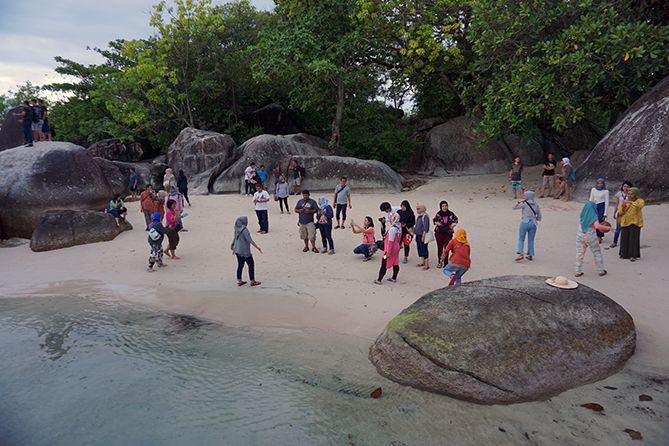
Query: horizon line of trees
xmin=2 ymin=0 xmax=668 ymax=168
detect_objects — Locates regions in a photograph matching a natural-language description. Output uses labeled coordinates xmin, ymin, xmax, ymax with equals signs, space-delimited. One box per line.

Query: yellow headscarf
xmin=454 ymin=228 xmax=469 ymax=246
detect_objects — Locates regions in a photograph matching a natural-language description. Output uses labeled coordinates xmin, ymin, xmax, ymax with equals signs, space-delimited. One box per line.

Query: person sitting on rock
xmin=108 ymin=196 xmax=127 ymax=227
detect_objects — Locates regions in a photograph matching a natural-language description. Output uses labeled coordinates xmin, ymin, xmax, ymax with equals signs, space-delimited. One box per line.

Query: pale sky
xmin=0 ymin=0 xmax=274 ymax=96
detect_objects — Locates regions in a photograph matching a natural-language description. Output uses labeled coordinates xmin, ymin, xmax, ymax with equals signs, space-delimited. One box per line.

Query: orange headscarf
xmin=454 ymin=228 xmax=469 ymax=246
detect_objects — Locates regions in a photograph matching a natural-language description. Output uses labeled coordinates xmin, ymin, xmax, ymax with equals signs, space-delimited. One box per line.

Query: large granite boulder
xmin=167 ymin=127 xmax=238 ymax=194
xmin=112 ymin=160 xmax=168 ymax=192
xmin=245 ymin=103 xmax=302 ymax=135
xmin=576 ymin=75 xmax=669 ymax=202
xmin=370 ymin=275 xmax=636 ymax=405
xmin=30 ymin=210 xmax=132 ymax=252
xmin=0 ymin=143 xmax=118 ymax=238
xmin=87 ymin=138 xmax=143 ymax=162
xmin=210 ymin=133 xmax=328 ymax=193
xmin=93 ymin=157 xmax=127 ymax=198
xmin=0 ymin=106 xmax=25 ymax=152
xmin=417 ymin=116 xmax=509 ymax=174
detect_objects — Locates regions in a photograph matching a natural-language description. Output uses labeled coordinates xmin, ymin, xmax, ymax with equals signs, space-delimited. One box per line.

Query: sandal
xmin=422 ymin=266 xmax=430 ymax=271
xmin=312 ymin=247 xmax=319 ymax=253
xmin=250 ymin=280 xmax=262 ymax=287
xmin=575 ymin=272 xmax=584 ymax=277
xmin=237 ymin=281 xmax=247 ymax=286
xmin=526 ymin=256 xmax=533 ymax=261
xmin=515 ymin=254 xmax=524 ymax=261
xmin=599 ymin=270 xmax=607 ymax=277
xmin=303 ymin=247 xmax=309 ymax=252
xmin=630 ymin=258 xmax=637 ymax=262
xmin=387 ymin=278 xmax=397 ymax=283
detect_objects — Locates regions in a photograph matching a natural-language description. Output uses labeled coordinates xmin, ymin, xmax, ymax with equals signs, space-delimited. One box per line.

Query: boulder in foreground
xmin=30 ymin=210 xmax=132 ymax=252
xmin=369 ymin=275 xmax=636 ymax=404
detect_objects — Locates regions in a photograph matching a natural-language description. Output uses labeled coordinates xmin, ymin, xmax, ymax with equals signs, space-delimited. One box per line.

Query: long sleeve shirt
xmin=513 ymin=201 xmax=542 ymax=224
xmin=443 ymin=239 xmax=471 ymax=268
xmin=232 ymin=228 xmax=258 ymax=257
xmin=589 ymin=188 xmax=610 ymax=213
xmin=618 ymin=199 xmax=645 ymax=228
xmin=414 ymin=214 xmax=430 ymax=236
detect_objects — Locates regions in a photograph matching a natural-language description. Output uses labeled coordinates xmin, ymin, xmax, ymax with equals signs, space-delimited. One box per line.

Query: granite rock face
xmin=30 ymin=210 xmax=132 ymax=252
xmin=0 ymin=143 xmax=118 ymax=238
xmin=370 ymin=275 xmax=636 ymax=404
xmin=0 ymin=106 xmax=25 ymax=152
xmin=87 ymin=138 xmax=144 ymax=162
xmin=576 ymin=75 xmax=669 ymax=202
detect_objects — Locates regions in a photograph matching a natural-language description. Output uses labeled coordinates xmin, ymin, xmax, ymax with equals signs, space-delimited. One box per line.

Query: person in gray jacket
xmin=513 ymin=190 xmax=542 ymax=261
xmin=230 ymin=216 xmax=263 ymax=286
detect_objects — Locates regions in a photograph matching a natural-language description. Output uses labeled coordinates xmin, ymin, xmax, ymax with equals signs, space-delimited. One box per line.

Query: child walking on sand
xmin=146 ymin=212 xmax=167 ymax=272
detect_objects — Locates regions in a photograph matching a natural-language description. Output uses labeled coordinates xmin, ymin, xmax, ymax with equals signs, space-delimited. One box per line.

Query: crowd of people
xmin=14 ymin=99 xmax=53 ymax=147
xmin=134 ymin=153 xmax=646 ymax=288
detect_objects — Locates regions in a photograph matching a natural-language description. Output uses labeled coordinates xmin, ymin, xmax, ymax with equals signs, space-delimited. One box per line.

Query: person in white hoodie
xmin=589 ymin=178 xmax=610 ymax=242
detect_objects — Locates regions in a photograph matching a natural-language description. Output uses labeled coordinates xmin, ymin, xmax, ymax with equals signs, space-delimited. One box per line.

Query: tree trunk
xmin=330 ymin=75 xmax=344 ymax=153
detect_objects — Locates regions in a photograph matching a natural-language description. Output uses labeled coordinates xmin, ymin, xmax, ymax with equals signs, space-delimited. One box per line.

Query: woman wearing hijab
xmin=374 ymin=207 xmax=402 ymax=285
xmin=609 ymin=181 xmax=632 ymax=249
xmin=317 ymin=197 xmax=335 ymax=254
xmin=589 ymin=178 xmax=610 ymax=242
xmin=414 ymin=204 xmax=430 ymax=270
xmin=230 ymin=216 xmax=263 ymax=286
xmin=441 ymin=229 xmax=471 ymax=286
xmin=163 ymin=168 xmax=176 ymax=192
xmin=433 ymin=201 xmax=458 ymax=268
xmin=177 ymin=169 xmax=191 ymax=206
xmin=513 ymin=190 xmax=542 ymax=261
xmin=618 ymin=187 xmax=644 ymax=261
xmin=398 ymin=200 xmax=415 ymax=264
xmin=575 ymin=201 xmax=610 ymax=277
xmin=275 ymin=175 xmax=291 ymax=214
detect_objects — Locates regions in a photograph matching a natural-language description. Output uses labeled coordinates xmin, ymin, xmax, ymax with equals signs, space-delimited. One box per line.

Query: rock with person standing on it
xmin=576 ymin=75 xmax=669 ymax=202
xmin=87 ymin=138 xmax=144 ymax=162
xmin=0 ymin=142 xmax=120 ymax=238
xmin=167 ymin=127 xmax=239 ymax=195
xmin=30 ymin=210 xmax=132 ymax=252
xmin=369 ymin=275 xmax=636 ymax=405
xmin=0 ymin=106 xmax=26 ymax=152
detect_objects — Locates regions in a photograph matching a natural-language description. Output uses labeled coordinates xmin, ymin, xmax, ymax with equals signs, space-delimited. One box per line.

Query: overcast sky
xmin=0 ymin=0 xmax=274 ymax=96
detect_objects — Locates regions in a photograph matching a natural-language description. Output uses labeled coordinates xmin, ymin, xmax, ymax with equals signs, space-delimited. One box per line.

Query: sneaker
xmin=321 ymin=248 xmax=328 ymax=254
xmin=373 ymin=280 xmax=382 ymax=285
xmin=608 ymin=243 xmax=617 ymax=249
xmin=402 ymin=258 xmax=408 ymax=264
xmin=387 ymin=278 xmax=397 ymax=283
xmin=329 ymin=249 xmax=335 ymax=255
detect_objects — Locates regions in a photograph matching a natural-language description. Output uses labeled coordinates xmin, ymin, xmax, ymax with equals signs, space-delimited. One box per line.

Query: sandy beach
xmin=2 ymin=166 xmax=668 ymax=371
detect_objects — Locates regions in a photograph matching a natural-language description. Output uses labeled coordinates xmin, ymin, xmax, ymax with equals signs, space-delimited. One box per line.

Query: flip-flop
xmin=237 ymin=281 xmax=247 ymax=286
xmin=303 ymin=247 xmax=309 ymax=252
xmin=250 ymin=281 xmax=262 ymax=287
xmin=312 ymin=247 xmax=319 ymax=253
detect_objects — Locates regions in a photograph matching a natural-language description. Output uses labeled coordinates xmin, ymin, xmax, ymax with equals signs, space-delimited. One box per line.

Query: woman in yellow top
xmin=618 ymin=187 xmax=644 ymax=261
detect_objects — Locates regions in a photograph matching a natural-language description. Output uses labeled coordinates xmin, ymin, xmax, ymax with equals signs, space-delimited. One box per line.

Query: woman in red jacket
xmin=441 ymin=229 xmax=471 ymax=286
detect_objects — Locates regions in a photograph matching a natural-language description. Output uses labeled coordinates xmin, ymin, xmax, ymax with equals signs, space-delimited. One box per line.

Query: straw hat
xmin=545 ymin=276 xmax=578 ymax=289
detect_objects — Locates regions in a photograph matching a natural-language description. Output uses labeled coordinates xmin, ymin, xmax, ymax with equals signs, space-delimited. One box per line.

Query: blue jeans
xmin=613 ymin=222 xmax=622 ymax=244
xmin=443 ymin=264 xmax=468 ymax=285
xmin=353 ymin=243 xmax=370 ymax=257
xmin=595 ymin=202 xmax=606 ymax=238
xmin=23 ymin=119 xmax=33 ymax=144
xmin=319 ymin=223 xmax=334 ymax=250
xmin=518 ymin=221 xmax=537 ymax=256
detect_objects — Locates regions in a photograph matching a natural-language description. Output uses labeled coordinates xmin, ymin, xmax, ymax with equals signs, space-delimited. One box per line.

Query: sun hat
xmin=545 ymin=276 xmax=578 ymax=289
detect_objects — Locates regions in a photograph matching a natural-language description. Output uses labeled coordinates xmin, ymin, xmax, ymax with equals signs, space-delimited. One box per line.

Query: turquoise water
xmin=1 ymin=295 xmax=668 ymax=446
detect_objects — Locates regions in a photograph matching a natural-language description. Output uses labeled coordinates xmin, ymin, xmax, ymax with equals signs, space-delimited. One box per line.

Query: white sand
xmin=2 ymin=167 xmax=668 ymax=372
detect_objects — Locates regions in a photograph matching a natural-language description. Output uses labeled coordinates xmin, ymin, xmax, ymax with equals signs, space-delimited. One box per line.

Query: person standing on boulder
xmin=608 ymin=181 xmax=632 ymax=249
xmin=31 ymin=99 xmax=44 ymax=142
xmin=295 ymin=190 xmax=319 ymax=253
xmin=230 ymin=216 xmax=262 ymax=286
xmin=333 ymin=176 xmax=352 ymax=229
xmin=146 ymin=212 xmax=168 ymax=272
xmin=589 ymin=178 xmax=610 ymax=243
xmin=441 ymin=229 xmax=471 ymax=286
xmin=177 ymin=169 xmax=191 ymax=206
xmin=513 ymin=191 xmax=541 ymax=261
xmin=618 ymin=187 xmax=644 ymax=262
xmin=575 ymin=201 xmax=609 ymax=277
xmin=539 ymin=152 xmax=557 ymax=198
xmin=14 ymin=100 xmax=34 ymax=147
xmin=128 ymin=168 xmax=139 ymax=201
xmin=508 ymin=156 xmax=523 ymax=199
xmin=433 ymin=201 xmax=458 ymax=268
xmin=253 ymin=183 xmax=270 ymax=234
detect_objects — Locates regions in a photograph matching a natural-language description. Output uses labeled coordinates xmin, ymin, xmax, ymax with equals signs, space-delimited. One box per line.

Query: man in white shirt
xmin=253 ymin=183 xmax=271 ymax=233
xmin=244 ymin=162 xmax=257 ymax=196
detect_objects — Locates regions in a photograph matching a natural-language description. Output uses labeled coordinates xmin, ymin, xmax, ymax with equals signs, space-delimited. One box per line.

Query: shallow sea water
xmin=1 ymin=294 xmax=668 ymax=446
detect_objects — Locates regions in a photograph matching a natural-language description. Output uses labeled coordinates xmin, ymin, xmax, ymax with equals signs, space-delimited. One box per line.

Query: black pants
xmin=378 ymin=258 xmax=399 ymax=281
xmin=236 ymin=254 xmax=255 ymax=281
xmin=619 ymin=225 xmax=641 ymax=258
xmin=401 ymin=227 xmax=411 ymax=258
xmin=256 ymin=209 xmax=268 ymax=232
xmin=278 ymin=197 xmax=289 ymax=212
xmin=245 ymin=181 xmax=255 ymax=195
xmin=179 ymin=188 xmax=190 ymax=205
xmin=336 ymin=204 xmax=347 ymax=222
xmin=319 ymin=224 xmax=334 ymax=250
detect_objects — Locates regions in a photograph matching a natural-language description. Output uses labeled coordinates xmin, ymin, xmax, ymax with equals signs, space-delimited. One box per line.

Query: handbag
xmin=423 ymin=231 xmax=435 ymax=244
xmin=403 ymin=233 xmax=413 ymax=246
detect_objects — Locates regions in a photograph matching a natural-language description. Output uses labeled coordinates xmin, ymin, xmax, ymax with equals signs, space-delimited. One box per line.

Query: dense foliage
xmin=4 ymin=0 xmax=667 ymax=167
